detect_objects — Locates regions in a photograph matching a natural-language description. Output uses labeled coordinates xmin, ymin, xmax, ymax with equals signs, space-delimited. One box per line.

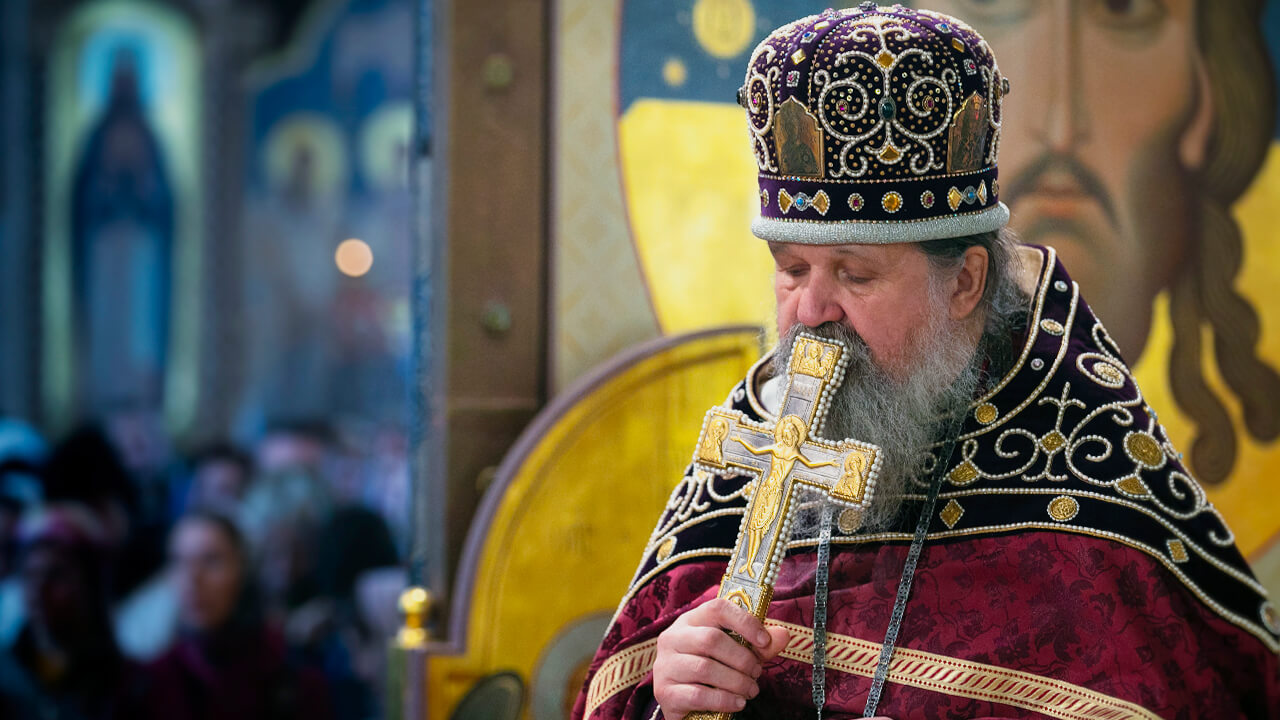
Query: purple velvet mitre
xmin=743 ymin=3 xmax=1010 ymax=244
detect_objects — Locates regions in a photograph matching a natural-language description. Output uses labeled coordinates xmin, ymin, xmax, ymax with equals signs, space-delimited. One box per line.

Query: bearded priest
xmin=573 ymin=4 xmax=1280 ymax=720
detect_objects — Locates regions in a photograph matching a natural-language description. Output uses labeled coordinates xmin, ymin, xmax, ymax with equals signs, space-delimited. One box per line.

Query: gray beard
xmin=771 ymin=314 xmax=983 ymax=536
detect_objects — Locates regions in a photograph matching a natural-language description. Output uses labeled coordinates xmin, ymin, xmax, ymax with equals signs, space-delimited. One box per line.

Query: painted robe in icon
xmin=573 ymin=247 xmax=1280 ymax=720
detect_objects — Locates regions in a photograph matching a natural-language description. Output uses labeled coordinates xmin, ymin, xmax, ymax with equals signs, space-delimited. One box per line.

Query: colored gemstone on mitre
xmin=920 ymin=190 xmax=935 ymax=208
xmin=779 ymin=188 xmax=794 ymax=214
xmin=947 ymin=186 xmax=963 ymax=211
xmin=791 ymin=49 xmax=807 ymax=64
xmin=879 ymin=97 xmax=896 ymax=120
xmin=760 ymin=188 xmax=769 ymax=207
xmin=978 ymin=180 xmax=988 ymax=204
xmin=814 ymin=20 xmax=831 ymax=30
xmin=876 ymin=49 xmax=894 ymax=68
xmin=1167 ymin=539 xmax=1189 ymax=563
xmin=812 ymin=190 xmax=831 ymax=215
xmin=848 ymin=193 xmax=864 ymax=211
xmin=952 ymin=38 xmax=965 ymax=52
xmin=882 ymin=191 xmax=903 ymax=213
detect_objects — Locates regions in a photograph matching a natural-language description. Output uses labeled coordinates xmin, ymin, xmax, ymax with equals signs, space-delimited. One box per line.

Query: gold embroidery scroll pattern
xmin=958 ymin=251 xmax=1077 ymax=444
xmin=811 ymin=14 xmax=949 ymax=179
xmin=770 ymin=620 xmax=1162 ymax=720
xmin=585 ymin=637 xmax=659 ymax=718
xmin=784 ymin=487 xmax=1279 ymax=653
xmin=947 ymin=317 xmax=1233 ymax=546
xmin=745 ymin=45 xmax=781 ymax=173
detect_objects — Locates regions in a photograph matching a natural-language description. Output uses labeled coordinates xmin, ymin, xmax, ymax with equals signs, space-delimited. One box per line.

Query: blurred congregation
xmin=0 ymin=0 xmax=421 ymax=717
xmin=0 ymin=417 xmax=406 ymax=719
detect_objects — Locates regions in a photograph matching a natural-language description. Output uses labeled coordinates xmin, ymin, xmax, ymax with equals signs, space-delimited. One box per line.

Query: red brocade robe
xmin=573 ymin=248 xmax=1280 ymax=720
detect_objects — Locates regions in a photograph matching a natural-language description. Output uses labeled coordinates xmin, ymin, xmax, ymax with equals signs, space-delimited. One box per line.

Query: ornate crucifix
xmin=687 ymin=333 xmax=883 ymax=720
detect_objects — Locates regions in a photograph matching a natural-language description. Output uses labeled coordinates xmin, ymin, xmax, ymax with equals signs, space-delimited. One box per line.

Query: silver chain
xmin=811 ymin=503 xmax=835 ymax=718
xmin=862 ymin=416 xmax=963 ymax=718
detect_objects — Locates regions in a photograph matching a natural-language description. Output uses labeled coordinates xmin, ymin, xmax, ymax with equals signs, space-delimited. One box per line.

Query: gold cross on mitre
xmin=693 ymin=332 xmax=883 ymax=619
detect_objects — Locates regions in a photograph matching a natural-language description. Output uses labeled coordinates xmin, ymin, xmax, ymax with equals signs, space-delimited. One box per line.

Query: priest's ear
xmin=948 ymin=246 xmax=989 ymax=322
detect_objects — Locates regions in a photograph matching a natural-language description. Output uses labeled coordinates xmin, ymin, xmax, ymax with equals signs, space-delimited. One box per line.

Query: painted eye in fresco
xmin=953 ymin=0 xmax=1035 ymax=26
xmin=1089 ymin=0 xmax=1167 ymax=32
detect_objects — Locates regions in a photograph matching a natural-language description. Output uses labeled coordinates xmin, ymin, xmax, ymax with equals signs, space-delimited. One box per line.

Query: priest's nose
xmin=795 ymin=275 xmax=845 ymax=328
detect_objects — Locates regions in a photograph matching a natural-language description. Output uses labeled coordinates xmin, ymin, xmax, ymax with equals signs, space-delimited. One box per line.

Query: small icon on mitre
xmin=774 ymin=97 xmax=824 ymax=178
xmin=947 ymin=92 xmax=988 ymax=174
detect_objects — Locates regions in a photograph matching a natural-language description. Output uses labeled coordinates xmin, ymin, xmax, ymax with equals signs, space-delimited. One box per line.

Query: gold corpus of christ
xmin=685 ymin=333 xmax=883 ymax=720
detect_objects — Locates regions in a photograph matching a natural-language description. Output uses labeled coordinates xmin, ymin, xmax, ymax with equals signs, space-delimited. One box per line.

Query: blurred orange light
xmin=335 ymin=238 xmax=374 ymax=277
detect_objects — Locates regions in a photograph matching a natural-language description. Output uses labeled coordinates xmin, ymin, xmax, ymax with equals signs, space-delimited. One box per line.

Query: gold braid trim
xmin=584 ymin=622 xmax=1161 ymax=720
xmin=774 ymin=620 xmax=1161 ymax=720
xmin=585 ymin=637 xmax=659 ymax=718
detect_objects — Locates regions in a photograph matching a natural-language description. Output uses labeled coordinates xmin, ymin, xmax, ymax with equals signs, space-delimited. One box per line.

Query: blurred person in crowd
xmin=118 ymin=441 xmax=255 ymax=661
xmin=256 ymin=419 xmax=335 ymax=475
xmin=0 ymin=505 xmax=142 ymax=719
xmin=0 ymin=419 xmax=46 ymax=645
xmin=42 ymin=423 xmax=165 ymax=598
xmin=289 ymin=505 xmax=400 ymax=720
xmin=143 ymin=511 xmax=332 ymax=720
xmin=186 ymin=441 xmax=255 ymax=515
xmin=239 ymin=466 xmax=334 ymax=618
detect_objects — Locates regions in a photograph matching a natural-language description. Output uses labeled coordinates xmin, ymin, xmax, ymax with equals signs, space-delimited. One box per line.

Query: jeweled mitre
xmin=744 ymin=3 xmax=1010 ymax=244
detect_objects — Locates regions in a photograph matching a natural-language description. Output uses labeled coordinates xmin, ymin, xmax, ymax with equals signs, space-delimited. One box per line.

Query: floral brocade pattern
xmin=575 ymin=534 xmax=1280 ymax=719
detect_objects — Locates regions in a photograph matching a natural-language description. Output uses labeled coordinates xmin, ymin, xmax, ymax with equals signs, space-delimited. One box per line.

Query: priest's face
xmin=770 ymin=241 xmax=959 ymax=379
xmin=769 ymin=242 xmax=988 ymax=529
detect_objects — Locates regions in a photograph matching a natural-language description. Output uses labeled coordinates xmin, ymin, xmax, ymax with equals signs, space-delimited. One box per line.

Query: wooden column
xmin=422 ymin=0 xmax=549 ymax=623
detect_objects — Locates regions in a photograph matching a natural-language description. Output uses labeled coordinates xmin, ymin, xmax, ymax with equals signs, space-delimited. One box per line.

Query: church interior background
xmin=3 ymin=0 xmax=1280 ymax=717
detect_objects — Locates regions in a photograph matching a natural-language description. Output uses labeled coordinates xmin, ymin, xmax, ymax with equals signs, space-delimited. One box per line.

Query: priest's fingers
xmin=691 ymin=598 xmax=772 ymax=649
xmin=665 ymin=625 xmax=763 ymax=677
xmin=758 ymin=625 xmax=791 ymax=661
xmin=653 ymin=648 xmax=756 ymax=716
xmin=663 ymin=652 xmax=760 ymax=699
xmin=656 ymin=682 xmax=748 ymax=718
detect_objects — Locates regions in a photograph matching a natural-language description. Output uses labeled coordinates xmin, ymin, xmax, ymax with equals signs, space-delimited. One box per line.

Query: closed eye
xmin=838 ymin=269 xmax=870 ymax=285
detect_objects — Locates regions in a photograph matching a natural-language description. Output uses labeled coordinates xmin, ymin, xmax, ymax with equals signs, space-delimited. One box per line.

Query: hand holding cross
xmin=677 ymin=333 xmax=883 ymax=720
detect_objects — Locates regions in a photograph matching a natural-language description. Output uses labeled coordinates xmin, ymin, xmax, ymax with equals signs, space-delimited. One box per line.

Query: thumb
xmin=758 ymin=625 xmax=791 ymax=661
